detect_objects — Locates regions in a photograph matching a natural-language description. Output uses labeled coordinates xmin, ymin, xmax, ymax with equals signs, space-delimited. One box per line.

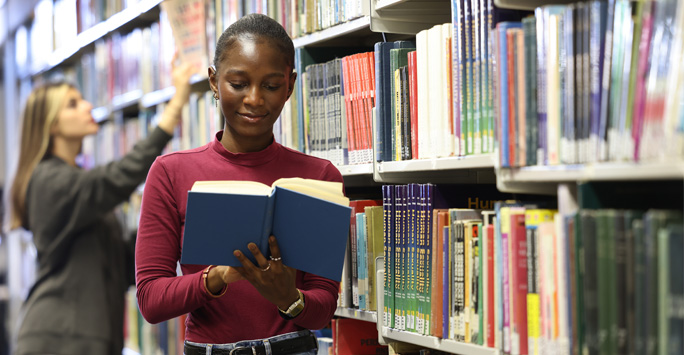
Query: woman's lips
xmin=238 ymin=112 xmax=267 ymax=122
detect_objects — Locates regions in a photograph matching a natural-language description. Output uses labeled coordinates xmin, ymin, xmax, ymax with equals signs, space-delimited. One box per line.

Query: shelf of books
xmin=381 ymin=328 xmax=499 ymax=355
xmin=292 ymin=16 xmax=372 ymax=48
xmin=29 ymin=0 xmax=164 ymax=77
xmin=6 ymin=0 xmax=684 ymax=354
xmin=498 ymin=161 xmax=684 ymax=183
xmin=335 ymin=307 xmax=378 ymax=323
xmin=377 ymin=155 xmax=495 ymax=173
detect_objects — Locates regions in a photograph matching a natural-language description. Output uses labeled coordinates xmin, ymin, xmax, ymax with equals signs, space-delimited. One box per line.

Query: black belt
xmin=184 ymin=332 xmax=318 ymax=355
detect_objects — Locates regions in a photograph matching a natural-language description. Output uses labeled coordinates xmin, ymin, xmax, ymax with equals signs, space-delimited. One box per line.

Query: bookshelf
xmin=2 ymin=0 xmax=684 ymax=354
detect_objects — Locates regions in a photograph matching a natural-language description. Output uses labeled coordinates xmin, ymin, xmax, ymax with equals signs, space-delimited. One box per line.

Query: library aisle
xmin=2 ymin=0 xmax=684 ymax=354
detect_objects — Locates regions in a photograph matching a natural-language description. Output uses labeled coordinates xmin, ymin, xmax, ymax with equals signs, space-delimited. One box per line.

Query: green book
xmin=389 ymin=48 xmax=415 ymax=161
xmin=596 ymin=210 xmax=617 ymax=355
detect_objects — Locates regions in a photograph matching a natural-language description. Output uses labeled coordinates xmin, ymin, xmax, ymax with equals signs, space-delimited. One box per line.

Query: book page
xmin=272 ymin=177 xmax=349 ymax=206
xmin=190 ymin=180 xmax=271 ymax=195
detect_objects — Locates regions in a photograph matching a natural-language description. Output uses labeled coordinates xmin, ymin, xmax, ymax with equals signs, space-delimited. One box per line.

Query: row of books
xmin=26 ymin=0 xmax=367 ymax=77
xmin=124 ymin=287 xmax=186 ymax=355
xmin=496 ymin=0 xmax=684 ymax=166
xmin=340 ymin=182 xmax=682 ymax=355
xmin=299 ymin=53 xmax=376 ymax=165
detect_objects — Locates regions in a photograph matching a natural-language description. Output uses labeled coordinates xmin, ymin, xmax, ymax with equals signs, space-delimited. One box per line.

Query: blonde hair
xmin=9 ymin=82 xmax=74 ymax=230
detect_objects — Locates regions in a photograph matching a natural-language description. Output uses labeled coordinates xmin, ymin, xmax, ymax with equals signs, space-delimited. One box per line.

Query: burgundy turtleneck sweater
xmin=135 ymin=131 xmax=343 ymax=344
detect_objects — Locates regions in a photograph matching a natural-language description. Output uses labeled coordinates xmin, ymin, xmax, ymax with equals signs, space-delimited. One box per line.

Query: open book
xmin=180 ymin=178 xmax=351 ymax=281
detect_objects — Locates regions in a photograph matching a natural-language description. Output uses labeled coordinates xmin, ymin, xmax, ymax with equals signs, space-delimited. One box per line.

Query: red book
xmin=359 ymin=53 xmax=374 ymax=154
xmin=332 ymin=318 xmax=388 ymax=355
xmin=351 ymin=54 xmax=367 ymax=155
xmin=486 ymin=224 xmax=495 ymax=348
xmin=407 ymin=50 xmax=419 ymax=159
xmin=510 ymin=213 xmax=528 ymax=354
xmin=506 ymin=30 xmax=516 ymax=167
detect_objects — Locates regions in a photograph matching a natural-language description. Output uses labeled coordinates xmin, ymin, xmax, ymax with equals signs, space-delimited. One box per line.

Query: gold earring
xmin=213 ymin=93 xmax=218 ymax=107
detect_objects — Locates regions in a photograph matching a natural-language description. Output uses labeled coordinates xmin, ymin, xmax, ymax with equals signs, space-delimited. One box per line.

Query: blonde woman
xmin=8 ymin=58 xmax=195 ymax=355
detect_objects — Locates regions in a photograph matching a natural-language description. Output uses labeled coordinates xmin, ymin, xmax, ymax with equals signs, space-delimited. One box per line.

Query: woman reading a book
xmin=135 ymin=13 xmax=342 ymax=355
xmin=8 ymin=57 xmax=197 ymax=354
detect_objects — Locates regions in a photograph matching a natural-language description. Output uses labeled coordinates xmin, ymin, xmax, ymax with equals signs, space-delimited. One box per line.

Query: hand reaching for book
xmin=157 ymin=52 xmax=198 ymax=135
xmin=232 ymin=236 xmax=299 ymax=311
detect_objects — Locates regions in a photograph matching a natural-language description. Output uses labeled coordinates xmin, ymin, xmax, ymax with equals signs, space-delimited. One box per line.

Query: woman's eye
xmin=230 ymin=83 xmax=246 ymax=89
xmin=67 ymin=99 xmax=78 ymax=108
xmin=264 ymin=85 xmax=281 ymax=91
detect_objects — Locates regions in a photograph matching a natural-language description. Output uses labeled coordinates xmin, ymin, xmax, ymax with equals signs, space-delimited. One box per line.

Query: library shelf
xmin=498 ymin=161 xmax=684 ymax=182
xmin=375 ymin=0 xmax=410 ymax=11
xmin=92 ymin=106 xmax=110 ymax=123
xmin=112 ymin=89 xmax=144 ymax=112
xmin=374 ymin=155 xmax=497 ymax=184
xmin=336 ymin=163 xmax=374 ymax=176
xmin=380 ymin=327 xmax=500 ymax=355
xmin=334 ymin=307 xmax=378 ymax=323
xmin=493 ymin=0 xmax=570 ymax=11
xmin=495 ymin=161 xmax=684 ymax=194
xmin=292 ymin=16 xmax=371 ymax=48
xmin=376 ymin=155 xmax=495 ymax=173
xmin=140 ymin=74 xmax=210 ymax=109
xmin=30 ymin=0 xmax=163 ymax=77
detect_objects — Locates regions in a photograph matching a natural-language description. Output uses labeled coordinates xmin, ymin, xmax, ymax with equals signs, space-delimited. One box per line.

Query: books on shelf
xmin=180 ymin=178 xmax=351 ymax=281
xmin=160 ymin=0 xmax=209 ymax=71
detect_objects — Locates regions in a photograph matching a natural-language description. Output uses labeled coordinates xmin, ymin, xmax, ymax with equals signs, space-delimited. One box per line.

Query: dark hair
xmin=214 ymin=13 xmax=295 ymax=71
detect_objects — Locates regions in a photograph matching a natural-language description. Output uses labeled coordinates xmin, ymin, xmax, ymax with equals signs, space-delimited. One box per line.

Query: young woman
xmin=135 ymin=14 xmax=342 ymax=354
xmin=9 ymin=59 xmax=196 ymax=355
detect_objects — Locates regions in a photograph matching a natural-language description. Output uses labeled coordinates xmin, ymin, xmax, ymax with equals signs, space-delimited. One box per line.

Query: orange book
xmin=341 ymin=56 xmax=357 ymax=160
xmin=430 ymin=209 xmax=450 ymax=337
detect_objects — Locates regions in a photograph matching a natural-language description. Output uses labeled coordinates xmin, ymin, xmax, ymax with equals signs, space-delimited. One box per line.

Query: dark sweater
xmin=15 ymin=127 xmax=171 ymax=355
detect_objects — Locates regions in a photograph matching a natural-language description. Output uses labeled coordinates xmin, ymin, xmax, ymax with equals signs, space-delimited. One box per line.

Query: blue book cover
xmin=356 ymin=212 xmax=367 ymax=310
xmin=181 ymin=185 xmax=352 ymax=282
xmin=374 ymin=40 xmax=415 ymax=162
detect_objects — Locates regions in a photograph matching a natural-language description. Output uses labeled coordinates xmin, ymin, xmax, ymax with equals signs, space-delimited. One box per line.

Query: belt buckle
xmin=229 ymin=346 xmax=257 ymax=355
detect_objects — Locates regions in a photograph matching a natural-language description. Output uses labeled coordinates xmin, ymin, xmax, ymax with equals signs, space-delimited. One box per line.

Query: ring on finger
xmin=270 ymin=256 xmax=282 ymax=262
xmin=261 ymin=261 xmax=272 ymax=272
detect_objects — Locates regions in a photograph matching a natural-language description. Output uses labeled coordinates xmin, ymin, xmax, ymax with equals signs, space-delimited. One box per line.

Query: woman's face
xmin=210 ymin=35 xmax=296 ymax=151
xmin=51 ymin=88 xmax=97 ymax=140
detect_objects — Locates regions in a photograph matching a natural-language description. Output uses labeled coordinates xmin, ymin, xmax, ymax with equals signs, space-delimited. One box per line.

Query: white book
xmin=428 ymin=24 xmax=445 ymax=159
xmin=416 ymin=29 xmax=432 ymax=159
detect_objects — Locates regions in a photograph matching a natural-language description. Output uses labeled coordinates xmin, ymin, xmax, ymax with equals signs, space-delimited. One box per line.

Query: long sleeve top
xmin=15 ymin=127 xmax=172 ymax=355
xmin=135 ymin=131 xmax=342 ymax=344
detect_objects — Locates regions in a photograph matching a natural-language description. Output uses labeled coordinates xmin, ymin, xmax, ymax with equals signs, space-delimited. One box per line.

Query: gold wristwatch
xmin=279 ymin=289 xmax=305 ymax=318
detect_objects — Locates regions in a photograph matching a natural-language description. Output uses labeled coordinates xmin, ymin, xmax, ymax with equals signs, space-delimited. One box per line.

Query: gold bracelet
xmin=202 ymin=265 xmax=227 ymax=298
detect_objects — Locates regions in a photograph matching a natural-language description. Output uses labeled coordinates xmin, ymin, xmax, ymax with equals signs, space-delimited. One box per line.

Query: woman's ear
xmin=286 ymin=72 xmax=297 ymax=99
xmin=208 ymin=65 xmax=218 ymax=93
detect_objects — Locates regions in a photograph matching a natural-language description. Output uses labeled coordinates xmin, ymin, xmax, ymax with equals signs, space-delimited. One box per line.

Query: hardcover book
xmin=180 ymin=178 xmax=351 ymax=282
